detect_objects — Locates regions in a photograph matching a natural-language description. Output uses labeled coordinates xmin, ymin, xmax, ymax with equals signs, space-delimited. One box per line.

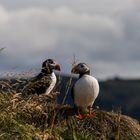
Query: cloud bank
xmin=0 ymin=0 xmax=140 ymax=79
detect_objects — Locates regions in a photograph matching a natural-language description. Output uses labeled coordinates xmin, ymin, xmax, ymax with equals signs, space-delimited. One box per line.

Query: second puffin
xmin=71 ymin=63 xmax=99 ymax=119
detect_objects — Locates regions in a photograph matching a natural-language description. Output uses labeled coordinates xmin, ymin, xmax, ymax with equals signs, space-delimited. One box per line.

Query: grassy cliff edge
xmin=0 ymin=92 xmax=140 ymax=140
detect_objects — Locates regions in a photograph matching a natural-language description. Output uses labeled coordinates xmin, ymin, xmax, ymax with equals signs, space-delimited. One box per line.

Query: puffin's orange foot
xmin=76 ymin=114 xmax=85 ymax=119
xmin=85 ymin=113 xmax=96 ymax=118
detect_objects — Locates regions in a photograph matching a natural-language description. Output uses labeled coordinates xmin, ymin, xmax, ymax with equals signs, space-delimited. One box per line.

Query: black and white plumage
xmin=71 ymin=63 xmax=99 ymax=119
xmin=22 ymin=59 xmax=61 ymax=97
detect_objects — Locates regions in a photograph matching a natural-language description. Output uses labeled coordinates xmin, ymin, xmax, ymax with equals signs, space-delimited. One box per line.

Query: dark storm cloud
xmin=0 ymin=0 xmax=140 ymax=79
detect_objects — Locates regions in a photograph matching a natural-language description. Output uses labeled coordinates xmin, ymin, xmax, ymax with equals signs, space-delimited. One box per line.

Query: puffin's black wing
xmin=22 ymin=73 xmax=52 ymax=96
xmin=71 ymin=83 xmax=79 ymax=114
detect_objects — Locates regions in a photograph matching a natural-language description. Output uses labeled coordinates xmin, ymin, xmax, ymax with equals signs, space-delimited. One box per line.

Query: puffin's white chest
xmin=45 ymin=72 xmax=56 ymax=95
xmin=74 ymin=75 xmax=99 ymax=108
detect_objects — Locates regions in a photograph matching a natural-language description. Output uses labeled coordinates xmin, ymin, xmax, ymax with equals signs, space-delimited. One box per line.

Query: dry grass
xmin=0 ymin=77 xmax=140 ymax=140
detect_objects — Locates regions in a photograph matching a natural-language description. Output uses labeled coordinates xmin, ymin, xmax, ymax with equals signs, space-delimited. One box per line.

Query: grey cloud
xmin=0 ymin=1 xmax=140 ymax=79
xmin=0 ymin=0 xmax=135 ymax=14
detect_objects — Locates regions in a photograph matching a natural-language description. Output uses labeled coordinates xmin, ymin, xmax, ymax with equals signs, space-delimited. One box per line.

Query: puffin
xmin=71 ymin=63 xmax=99 ymax=119
xmin=22 ymin=59 xmax=61 ymax=97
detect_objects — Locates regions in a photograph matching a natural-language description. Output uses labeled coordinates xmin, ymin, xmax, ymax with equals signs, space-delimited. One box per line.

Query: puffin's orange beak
xmin=71 ymin=65 xmax=78 ymax=74
xmin=55 ymin=64 xmax=61 ymax=71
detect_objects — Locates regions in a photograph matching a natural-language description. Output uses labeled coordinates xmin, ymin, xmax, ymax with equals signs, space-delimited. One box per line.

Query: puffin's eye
xmin=48 ymin=59 xmax=54 ymax=64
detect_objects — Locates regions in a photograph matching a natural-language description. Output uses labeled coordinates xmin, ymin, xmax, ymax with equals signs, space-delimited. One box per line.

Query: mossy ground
xmin=0 ymin=79 xmax=140 ymax=140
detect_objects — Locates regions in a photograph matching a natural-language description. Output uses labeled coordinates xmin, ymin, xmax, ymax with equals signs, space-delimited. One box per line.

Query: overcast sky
xmin=0 ymin=0 xmax=140 ymax=79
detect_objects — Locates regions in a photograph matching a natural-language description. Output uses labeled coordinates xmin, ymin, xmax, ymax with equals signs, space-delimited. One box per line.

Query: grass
xmin=0 ymin=75 xmax=140 ymax=140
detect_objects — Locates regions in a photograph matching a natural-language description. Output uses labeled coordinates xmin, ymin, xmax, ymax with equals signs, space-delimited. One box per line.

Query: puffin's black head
xmin=71 ymin=63 xmax=90 ymax=77
xmin=42 ymin=59 xmax=61 ymax=74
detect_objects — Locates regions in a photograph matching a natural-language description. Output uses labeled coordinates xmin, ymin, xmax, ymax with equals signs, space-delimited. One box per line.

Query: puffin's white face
xmin=71 ymin=63 xmax=90 ymax=74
